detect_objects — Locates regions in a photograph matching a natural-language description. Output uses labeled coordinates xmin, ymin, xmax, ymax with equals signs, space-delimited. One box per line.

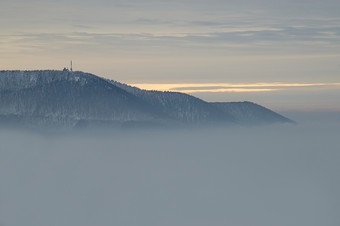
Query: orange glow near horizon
xmin=130 ymin=82 xmax=340 ymax=93
xmin=167 ymin=88 xmax=279 ymax=93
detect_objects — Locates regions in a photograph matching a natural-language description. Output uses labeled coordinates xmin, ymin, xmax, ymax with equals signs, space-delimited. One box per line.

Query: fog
xmin=0 ymin=118 xmax=339 ymax=226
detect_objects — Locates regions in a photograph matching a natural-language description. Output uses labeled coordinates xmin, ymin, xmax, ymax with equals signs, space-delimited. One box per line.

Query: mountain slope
xmin=211 ymin=101 xmax=294 ymax=125
xmin=108 ymin=80 xmax=235 ymax=124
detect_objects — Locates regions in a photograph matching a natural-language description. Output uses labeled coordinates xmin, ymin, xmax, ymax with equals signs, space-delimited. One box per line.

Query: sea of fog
xmin=0 ymin=115 xmax=339 ymax=226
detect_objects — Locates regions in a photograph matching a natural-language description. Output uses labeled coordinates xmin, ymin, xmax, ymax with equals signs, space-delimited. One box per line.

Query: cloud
xmin=1 ymin=22 xmax=339 ymax=58
xmin=130 ymin=82 xmax=340 ymax=93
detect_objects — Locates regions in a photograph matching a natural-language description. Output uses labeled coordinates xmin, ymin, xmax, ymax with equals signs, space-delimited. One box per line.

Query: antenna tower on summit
xmin=70 ymin=60 xmax=73 ymax=71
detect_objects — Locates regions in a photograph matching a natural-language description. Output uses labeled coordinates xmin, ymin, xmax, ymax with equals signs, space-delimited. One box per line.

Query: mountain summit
xmin=0 ymin=70 xmax=293 ymax=129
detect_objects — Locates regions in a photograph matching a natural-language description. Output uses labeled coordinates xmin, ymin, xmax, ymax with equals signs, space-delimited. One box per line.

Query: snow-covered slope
xmin=0 ymin=70 xmax=292 ymax=129
xmin=0 ymin=70 xmax=158 ymax=128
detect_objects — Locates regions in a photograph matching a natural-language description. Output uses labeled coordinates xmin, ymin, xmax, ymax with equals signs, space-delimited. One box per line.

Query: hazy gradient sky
xmin=1 ymin=0 xmax=340 ymax=111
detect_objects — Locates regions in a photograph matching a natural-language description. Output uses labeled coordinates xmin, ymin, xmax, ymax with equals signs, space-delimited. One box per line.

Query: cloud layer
xmin=0 ymin=120 xmax=339 ymax=226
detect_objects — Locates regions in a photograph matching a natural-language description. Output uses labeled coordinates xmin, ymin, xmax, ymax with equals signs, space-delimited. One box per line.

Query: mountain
xmin=0 ymin=70 xmax=293 ymax=130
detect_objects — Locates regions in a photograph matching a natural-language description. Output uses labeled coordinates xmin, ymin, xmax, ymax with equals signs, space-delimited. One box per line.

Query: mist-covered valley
xmin=0 ymin=116 xmax=339 ymax=226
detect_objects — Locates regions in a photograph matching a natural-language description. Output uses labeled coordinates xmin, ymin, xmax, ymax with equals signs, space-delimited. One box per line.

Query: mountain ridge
xmin=0 ymin=70 xmax=293 ymax=130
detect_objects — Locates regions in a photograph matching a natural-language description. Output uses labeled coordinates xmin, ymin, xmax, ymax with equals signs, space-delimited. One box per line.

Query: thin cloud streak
xmin=173 ymin=88 xmax=279 ymax=93
xmin=131 ymin=82 xmax=340 ymax=93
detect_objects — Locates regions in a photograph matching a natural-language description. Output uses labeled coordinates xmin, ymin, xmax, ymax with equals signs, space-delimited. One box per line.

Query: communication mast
xmin=70 ymin=60 xmax=73 ymax=71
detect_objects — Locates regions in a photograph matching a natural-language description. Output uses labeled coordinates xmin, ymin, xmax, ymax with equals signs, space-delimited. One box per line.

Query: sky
xmin=1 ymin=0 xmax=340 ymax=111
